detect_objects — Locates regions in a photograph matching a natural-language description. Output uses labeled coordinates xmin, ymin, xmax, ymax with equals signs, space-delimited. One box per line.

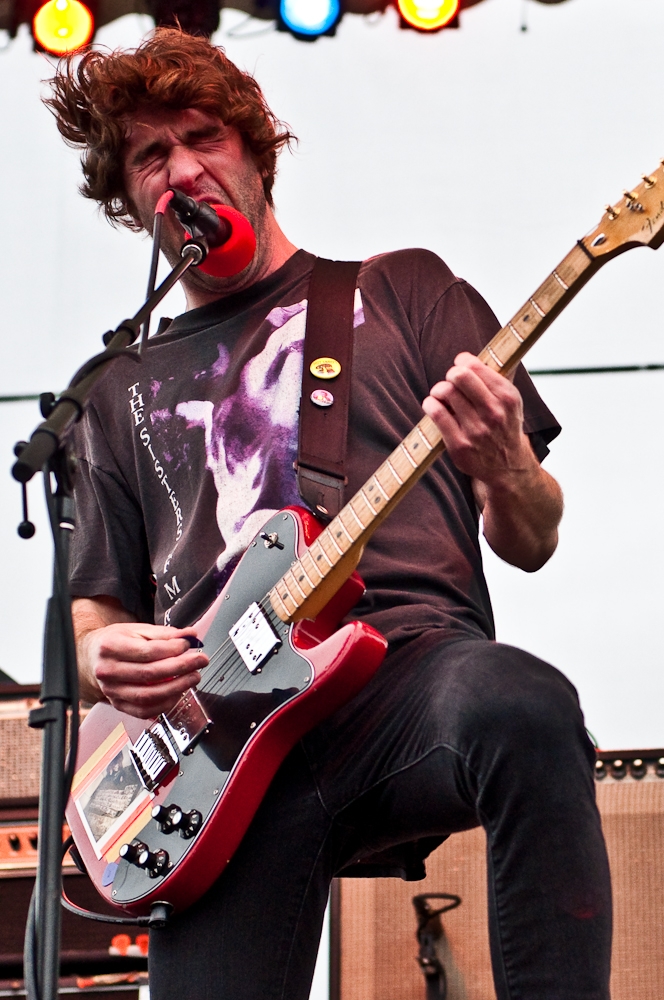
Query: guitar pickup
xmin=229 ymin=602 xmax=282 ymax=673
xmin=163 ymin=690 xmax=212 ymax=756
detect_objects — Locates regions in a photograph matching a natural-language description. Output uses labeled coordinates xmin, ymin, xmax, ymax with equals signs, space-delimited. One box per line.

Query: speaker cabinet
xmin=333 ymin=749 xmax=664 ymax=1000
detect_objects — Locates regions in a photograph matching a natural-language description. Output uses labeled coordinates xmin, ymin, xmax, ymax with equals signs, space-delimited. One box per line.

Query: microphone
xmin=168 ymin=189 xmax=231 ymax=248
xmin=167 ymin=189 xmax=257 ymax=277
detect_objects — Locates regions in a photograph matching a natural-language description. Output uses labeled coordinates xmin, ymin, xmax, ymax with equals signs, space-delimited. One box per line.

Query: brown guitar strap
xmin=297 ymin=257 xmax=361 ymax=520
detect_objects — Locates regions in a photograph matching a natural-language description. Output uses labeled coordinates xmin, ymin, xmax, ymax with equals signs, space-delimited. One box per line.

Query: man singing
xmin=49 ymin=28 xmax=611 ymax=1000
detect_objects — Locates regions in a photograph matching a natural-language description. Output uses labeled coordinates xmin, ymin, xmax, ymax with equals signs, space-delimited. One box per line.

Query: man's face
xmin=122 ymin=106 xmax=270 ymax=290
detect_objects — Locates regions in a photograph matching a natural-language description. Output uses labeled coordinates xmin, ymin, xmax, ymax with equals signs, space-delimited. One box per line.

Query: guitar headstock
xmin=581 ymin=161 xmax=664 ymax=258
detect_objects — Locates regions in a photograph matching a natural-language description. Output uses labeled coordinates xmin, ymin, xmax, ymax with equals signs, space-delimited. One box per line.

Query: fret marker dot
xmin=299 ymin=575 xmax=304 ymax=582
xmin=336 ymin=531 xmax=342 ymax=538
xmin=316 ymin=554 xmax=322 ymax=561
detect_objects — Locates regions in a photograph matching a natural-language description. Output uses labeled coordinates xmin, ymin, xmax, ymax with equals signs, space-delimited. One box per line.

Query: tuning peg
xmin=623 ymin=190 xmax=644 ymax=213
xmin=605 ymin=205 xmax=620 ymax=221
xmin=642 ymin=175 xmax=656 ymax=188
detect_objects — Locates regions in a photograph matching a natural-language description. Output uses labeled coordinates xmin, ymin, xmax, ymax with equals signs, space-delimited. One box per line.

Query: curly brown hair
xmin=45 ymin=28 xmax=296 ymax=227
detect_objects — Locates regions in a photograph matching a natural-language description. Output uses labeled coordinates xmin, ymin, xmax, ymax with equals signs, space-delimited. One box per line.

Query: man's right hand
xmin=73 ymin=597 xmax=208 ymax=720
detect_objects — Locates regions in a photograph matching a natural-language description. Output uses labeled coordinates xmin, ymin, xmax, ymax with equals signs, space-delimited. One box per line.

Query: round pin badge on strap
xmin=311 ymin=388 xmax=334 ymax=408
xmin=310 ymin=357 xmax=341 ymax=379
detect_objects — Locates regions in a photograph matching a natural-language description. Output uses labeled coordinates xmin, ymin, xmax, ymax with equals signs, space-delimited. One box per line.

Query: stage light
xmin=32 ymin=0 xmax=93 ymax=53
xmin=397 ymin=0 xmax=459 ymax=31
xmin=279 ymin=0 xmax=341 ymax=38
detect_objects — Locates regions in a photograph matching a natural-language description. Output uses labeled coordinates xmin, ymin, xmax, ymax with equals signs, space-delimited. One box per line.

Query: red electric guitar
xmin=66 ymin=164 xmax=664 ymax=917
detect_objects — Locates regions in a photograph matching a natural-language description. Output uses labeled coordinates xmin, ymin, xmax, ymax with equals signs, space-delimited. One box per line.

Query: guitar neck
xmin=270 ymin=240 xmax=600 ymax=624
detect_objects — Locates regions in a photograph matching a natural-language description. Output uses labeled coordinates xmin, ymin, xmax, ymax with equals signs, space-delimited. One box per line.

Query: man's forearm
xmin=476 ymin=462 xmax=563 ymax=572
xmin=73 ymin=596 xmax=136 ymax=704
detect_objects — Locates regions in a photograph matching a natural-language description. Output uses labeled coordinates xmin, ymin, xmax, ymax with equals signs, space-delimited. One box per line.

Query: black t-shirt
xmin=69 ymin=248 xmax=560 ymax=648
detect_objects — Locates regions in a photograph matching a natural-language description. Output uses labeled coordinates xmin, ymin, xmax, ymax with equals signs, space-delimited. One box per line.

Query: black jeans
xmin=149 ymin=634 xmax=612 ymax=1000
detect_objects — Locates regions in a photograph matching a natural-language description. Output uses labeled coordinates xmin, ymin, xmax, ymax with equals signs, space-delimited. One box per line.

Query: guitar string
xmin=166 ymin=524 xmax=329 ymax=717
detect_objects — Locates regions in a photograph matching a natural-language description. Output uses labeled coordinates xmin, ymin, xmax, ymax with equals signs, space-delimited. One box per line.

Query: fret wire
xmin=399 ymin=442 xmax=418 ymax=469
xmin=348 ymin=503 xmax=367 ymax=530
xmin=270 ymin=590 xmax=288 ymax=618
xmin=298 ymin=561 xmax=316 ymax=589
xmin=334 ymin=514 xmax=355 ymax=546
xmin=276 ymin=581 xmax=297 ymax=612
xmin=311 ymin=539 xmax=333 ymax=568
xmin=373 ymin=475 xmax=390 ymax=501
xmin=361 ymin=486 xmax=382 ymax=510
xmin=415 ymin=425 xmax=433 ymax=452
xmin=326 ymin=527 xmax=346 ymax=556
xmin=487 ymin=346 xmax=504 ymax=368
xmin=508 ymin=322 xmax=524 ymax=344
xmin=301 ymin=548 xmax=323 ymax=580
xmin=285 ymin=569 xmax=308 ymax=601
xmin=529 ymin=297 xmax=546 ymax=318
xmin=386 ymin=458 xmax=404 ymax=485
xmin=552 ymin=269 xmax=569 ymax=290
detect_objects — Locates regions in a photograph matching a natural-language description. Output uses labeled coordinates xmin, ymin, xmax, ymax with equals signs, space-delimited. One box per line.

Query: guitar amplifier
xmin=331 ymin=749 xmax=664 ymax=1000
xmin=0 ymin=683 xmax=147 ymax=997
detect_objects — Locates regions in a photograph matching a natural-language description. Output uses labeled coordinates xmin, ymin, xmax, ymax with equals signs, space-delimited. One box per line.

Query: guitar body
xmin=65 ymin=507 xmax=387 ymax=916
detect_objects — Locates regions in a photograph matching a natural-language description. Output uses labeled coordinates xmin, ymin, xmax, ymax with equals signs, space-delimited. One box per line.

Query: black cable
xmin=60 ymin=837 xmax=152 ymax=926
xmin=23 ymin=887 xmax=38 ymax=1000
xmin=528 ymin=363 xmax=664 ymax=376
xmin=4 ymin=362 xmax=664 ymax=407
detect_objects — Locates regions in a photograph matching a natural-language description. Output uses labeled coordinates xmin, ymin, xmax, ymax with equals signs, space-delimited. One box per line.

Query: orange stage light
xmin=33 ymin=0 xmax=94 ymax=54
xmin=397 ymin=0 xmax=460 ymax=30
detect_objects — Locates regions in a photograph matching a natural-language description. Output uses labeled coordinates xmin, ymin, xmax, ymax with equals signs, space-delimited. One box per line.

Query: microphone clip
xmin=167 ymin=189 xmax=231 ymax=248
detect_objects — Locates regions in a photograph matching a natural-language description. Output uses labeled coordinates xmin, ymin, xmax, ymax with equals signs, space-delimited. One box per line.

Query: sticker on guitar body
xmin=71 ymin=723 xmax=153 ymax=861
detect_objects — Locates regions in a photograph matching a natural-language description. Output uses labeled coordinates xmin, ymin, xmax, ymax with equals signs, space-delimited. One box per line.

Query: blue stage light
xmin=279 ymin=0 xmax=341 ymax=37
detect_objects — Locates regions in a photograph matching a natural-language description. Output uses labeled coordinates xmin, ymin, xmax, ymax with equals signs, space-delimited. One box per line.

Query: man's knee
xmin=429 ymin=640 xmax=592 ymax=765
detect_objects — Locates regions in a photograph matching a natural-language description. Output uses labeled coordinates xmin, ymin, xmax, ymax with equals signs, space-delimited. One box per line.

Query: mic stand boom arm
xmin=12 ymin=239 xmax=205 ymax=1000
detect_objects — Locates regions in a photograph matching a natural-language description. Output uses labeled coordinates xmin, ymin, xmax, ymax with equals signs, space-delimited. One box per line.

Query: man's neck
xmin=182 ymin=213 xmax=299 ymax=311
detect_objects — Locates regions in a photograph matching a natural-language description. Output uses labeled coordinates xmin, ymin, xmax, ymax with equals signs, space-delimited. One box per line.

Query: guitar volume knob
xmin=180 ymin=809 xmax=203 ymax=839
xmin=119 ymin=841 xmax=148 ymax=865
xmin=119 ymin=841 xmax=169 ymax=877
xmin=152 ymin=803 xmax=184 ymax=834
xmin=143 ymin=848 xmax=170 ymax=877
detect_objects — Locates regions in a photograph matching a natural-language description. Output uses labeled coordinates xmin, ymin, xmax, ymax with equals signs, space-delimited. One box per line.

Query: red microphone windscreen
xmin=198 ymin=204 xmax=256 ymax=278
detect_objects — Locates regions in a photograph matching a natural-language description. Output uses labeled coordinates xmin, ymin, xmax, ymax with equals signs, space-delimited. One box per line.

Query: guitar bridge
xmin=130 ymin=691 xmax=213 ymax=791
xmin=130 ymin=720 xmax=179 ymax=792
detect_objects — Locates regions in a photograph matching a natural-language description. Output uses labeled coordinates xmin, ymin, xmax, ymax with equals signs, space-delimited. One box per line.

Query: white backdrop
xmin=2 ymin=0 xmax=662 ymax=745
xmin=1 ymin=2 xmax=664 ymax=751
xmin=1 ymin=1 xmax=663 ymax=995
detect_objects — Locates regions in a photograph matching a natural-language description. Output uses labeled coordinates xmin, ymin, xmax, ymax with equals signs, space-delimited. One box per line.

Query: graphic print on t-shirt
xmin=131 ymin=293 xmax=365 ymax=623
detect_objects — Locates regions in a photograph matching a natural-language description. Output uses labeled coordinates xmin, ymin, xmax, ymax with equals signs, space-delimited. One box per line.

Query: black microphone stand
xmin=13 ymin=238 xmax=207 ymax=1000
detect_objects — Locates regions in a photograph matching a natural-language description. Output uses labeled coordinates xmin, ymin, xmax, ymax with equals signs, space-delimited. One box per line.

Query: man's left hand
xmin=422 ymin=352 xmax=563 ymax=572
xmin=422 ymin=352 xmax=532 ymax=486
